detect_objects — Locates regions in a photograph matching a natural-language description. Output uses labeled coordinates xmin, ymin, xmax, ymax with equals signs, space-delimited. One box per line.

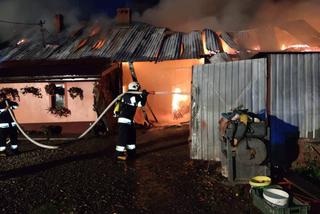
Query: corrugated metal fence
xmin=270 ymin=53 xmax=320 ymax=138
xmin=191 ymin=58 xmax=267 ymax=160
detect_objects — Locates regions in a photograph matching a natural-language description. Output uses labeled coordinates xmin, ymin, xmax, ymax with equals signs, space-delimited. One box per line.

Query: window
xmin=51 ymin=83 xmax=65 ymax=108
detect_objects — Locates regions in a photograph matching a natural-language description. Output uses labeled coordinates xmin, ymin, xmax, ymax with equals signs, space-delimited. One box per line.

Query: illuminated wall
xmin=122 ymin=59 xmax=204 ymax=124
xmin=0 ymin=82 xmax=97 ymax=124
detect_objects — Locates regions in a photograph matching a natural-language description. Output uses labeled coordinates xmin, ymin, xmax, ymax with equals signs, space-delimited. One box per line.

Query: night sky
xmin=0 ymin=0 xmax=160 ymax=21
xmin=0 ymin=0 xmax=320 ymax=41
xmin=60 ymin=0 xmax=160 ymax=18
xmin=88 ymin=0 xmax=159 ymax=16
xmin=0 ymin=0 xmax=160 ymax=41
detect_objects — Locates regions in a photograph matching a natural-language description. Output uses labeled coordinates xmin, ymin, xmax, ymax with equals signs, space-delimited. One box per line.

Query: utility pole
xmin=39 ymin=20 xmax=46 ymax=47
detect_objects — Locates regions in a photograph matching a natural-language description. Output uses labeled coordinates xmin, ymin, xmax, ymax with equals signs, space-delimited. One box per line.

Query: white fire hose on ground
xmin=6 ymin=101 xmax=59 ymax=149
xmin=5 ymin=91 xmax=190 ymax=150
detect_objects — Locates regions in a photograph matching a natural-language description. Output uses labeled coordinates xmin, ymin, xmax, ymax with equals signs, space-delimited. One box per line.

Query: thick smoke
xmin=254 ymin=0 xmax=320 ymax=30
xmin=0 ymin=0 xmax=81 ymax=41
xmin=1 ymin=0 xmax=320 ymax=42
xmin=133 ymin=0 xmax=320 ymax=32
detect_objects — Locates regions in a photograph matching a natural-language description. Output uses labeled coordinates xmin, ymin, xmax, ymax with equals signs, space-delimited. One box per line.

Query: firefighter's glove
xmin=142 ymin=90 xmax=149 ymax=96
xmin=113 ymin=111 xmax=119 ymax=118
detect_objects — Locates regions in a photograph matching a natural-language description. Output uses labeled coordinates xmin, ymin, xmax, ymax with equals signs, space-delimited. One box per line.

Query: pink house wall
xmin=0 ymin=82 xmax=97 ymax=124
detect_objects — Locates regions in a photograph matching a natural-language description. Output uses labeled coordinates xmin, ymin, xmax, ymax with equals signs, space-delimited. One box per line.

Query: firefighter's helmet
xmin=128 ymin=82 xmax=140 ymax=91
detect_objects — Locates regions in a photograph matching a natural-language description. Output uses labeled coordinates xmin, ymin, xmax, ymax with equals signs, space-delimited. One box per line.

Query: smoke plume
xmin=0 ymin=0 xmax=81 ymax=41
xmin=133 ymin=0 xmax=320 ymax=32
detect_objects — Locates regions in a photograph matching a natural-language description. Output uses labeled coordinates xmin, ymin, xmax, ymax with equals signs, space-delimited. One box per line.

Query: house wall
xmin=0 ymin=82 xmax=97 ymax=124
xmin=122 ymin=59 xmax=204 ymax=125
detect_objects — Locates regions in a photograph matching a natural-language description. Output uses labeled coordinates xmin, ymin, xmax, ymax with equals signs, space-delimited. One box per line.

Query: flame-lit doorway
xmin=122 ymin=59 xmax=204 ymax=125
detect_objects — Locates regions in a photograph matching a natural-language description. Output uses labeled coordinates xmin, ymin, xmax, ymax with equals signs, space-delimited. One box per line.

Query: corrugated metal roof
xmin=180 ymin=31 xmax=204 ymax=59
xmin=0 ymin=23 xmax=221 ymax=62
xmin=130 ymin=27 xmax=165 ymax=62
xmin=220 ymin=32 xmax=240 ymax=50
xmin=157 ymin=32 xmax=181 ymax=61
xmin=270 ymin=53 xmax=320 ymax=138
xmin=113 ymin=24 xmax=151 ymax=61
xmin=204 ymin=29 xmax=220 ymax=52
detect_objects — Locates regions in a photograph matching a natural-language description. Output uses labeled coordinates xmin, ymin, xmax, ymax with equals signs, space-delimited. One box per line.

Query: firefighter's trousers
xmin=116 ymin=123 xmax=136 ymax=157
xmin=0 ymin=126 xmax=18 ymax=151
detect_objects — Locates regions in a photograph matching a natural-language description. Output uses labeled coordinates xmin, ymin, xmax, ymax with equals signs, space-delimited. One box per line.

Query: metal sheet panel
xmin=130 ymin=27 xmax=165 ymax=61
xmin=220 ymin=32 xmax=240 ymax=50
xmin=157 ymin=33 xmax=181 ymax=61
xmin=180 ymin=31 xmax=204 ymax=59
xmin=204 ymin=29 xmax=220 ymax=52
xmin=270 ymin=53 xmax=320 ymax=138
xmin=191 ymin=58 xmax=267 ymax=160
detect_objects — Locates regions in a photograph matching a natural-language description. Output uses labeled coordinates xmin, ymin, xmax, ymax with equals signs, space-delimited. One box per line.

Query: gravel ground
xmin=0 ymin=125 xmax=260 ymax=214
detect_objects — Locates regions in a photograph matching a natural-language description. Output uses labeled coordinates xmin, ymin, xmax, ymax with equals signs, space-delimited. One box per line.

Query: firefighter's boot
xmin=11 ymin=145 xmax=19 ymax=155
xmin=0 ymin=146 xmax=6 ymax=158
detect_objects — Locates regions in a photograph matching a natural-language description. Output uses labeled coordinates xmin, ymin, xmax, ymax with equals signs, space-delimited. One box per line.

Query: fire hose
xmin=5 ymin=91 xmax=190 ymax=150
xmin=6 ymin=100 xmax=59 ymax=149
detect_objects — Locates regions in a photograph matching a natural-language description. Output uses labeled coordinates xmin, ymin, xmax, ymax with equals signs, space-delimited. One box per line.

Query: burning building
xmin=219 ymin=19 xmax=320 ymax=54
xmin=191 ymin=19 xmax=320 ymax=179
xmin=0 ymin=11 xmax=222 ymax=134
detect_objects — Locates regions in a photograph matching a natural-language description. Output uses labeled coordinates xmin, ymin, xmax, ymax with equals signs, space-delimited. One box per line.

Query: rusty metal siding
xmin=191 ymin=58 xmax=267 ymax=160
xmin=270 ymin=53 xmax=320 ymax=138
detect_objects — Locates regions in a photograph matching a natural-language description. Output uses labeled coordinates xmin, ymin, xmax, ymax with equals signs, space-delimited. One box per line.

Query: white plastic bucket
xmin=263 ymin=188 xmax=289 ymax=207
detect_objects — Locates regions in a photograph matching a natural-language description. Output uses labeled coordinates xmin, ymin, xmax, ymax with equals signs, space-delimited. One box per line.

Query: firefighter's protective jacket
xmin=117 ymin=91 xmax=148 ymax=124
xmin=0 ymin=99 xmax=19 ymax=128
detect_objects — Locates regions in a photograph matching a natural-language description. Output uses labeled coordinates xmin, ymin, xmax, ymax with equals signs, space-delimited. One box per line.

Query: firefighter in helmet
xmin=114 ymin=82 xmax=148 ymax=160
xmin=0 ymin=92 xmax=19 ymax=157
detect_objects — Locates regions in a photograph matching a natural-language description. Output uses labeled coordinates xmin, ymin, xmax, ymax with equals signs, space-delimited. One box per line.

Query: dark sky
xmin=0 ymin=0 xmax=160 ymax=41
xmin=0 ymin=0 xmax=320 ymax=41
xmin=90 ymin=0 xmax=159 ymax=16
xmin=0 ymin=0 xmax=159 ymax=21
xmin=60 ymin=0 xmax=160 ymax=18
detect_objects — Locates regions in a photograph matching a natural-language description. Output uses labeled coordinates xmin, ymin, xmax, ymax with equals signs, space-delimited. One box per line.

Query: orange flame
xmin=202 ymin=32 xmax=210 ymax=55
xmin=76 ymin=38 xmax=88 ymax=50
xmin=172 ymin=88 xmax=189 ymax=120
xmin=220 ymin=39 xmax=238 ymax=54
xmin=16 ymin=38 xmax=27 ymax=46
xmin=180 ymin=43 xmax=184 ymax=56
xmin=280 ymin=43 xmax=320 ymax=52
xmin=90 ymin=26 xmax=101 ymax=37
xmin=201 ymin=32 xmax=216 ymax=55
xmin=92 ymin=39 xmax=106 ymax=49
xmin=252 ymin=46 xmax=261 ymax=51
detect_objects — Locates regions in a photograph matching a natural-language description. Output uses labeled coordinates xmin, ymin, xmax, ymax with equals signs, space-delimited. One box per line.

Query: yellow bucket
xmin=249 ymin=176 xmax=271 ymax=188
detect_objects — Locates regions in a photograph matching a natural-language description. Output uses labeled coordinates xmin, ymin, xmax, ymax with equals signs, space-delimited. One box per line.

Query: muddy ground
xmin=0 ymin=125 xmax=261 ymax=214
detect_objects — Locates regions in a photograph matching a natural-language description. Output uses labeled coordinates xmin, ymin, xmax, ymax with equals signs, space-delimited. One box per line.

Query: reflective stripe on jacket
xmin=0 ymin=122 xmax=17 ymax=128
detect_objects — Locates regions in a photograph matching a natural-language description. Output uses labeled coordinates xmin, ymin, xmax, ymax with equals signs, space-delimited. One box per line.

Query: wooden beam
xmin=284 ymin=173 xmax=320 ymax=200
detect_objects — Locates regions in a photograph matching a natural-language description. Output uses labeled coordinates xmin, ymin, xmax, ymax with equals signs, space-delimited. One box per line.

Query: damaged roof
xmin=0 ymin=22 xmax=220 ymax=63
